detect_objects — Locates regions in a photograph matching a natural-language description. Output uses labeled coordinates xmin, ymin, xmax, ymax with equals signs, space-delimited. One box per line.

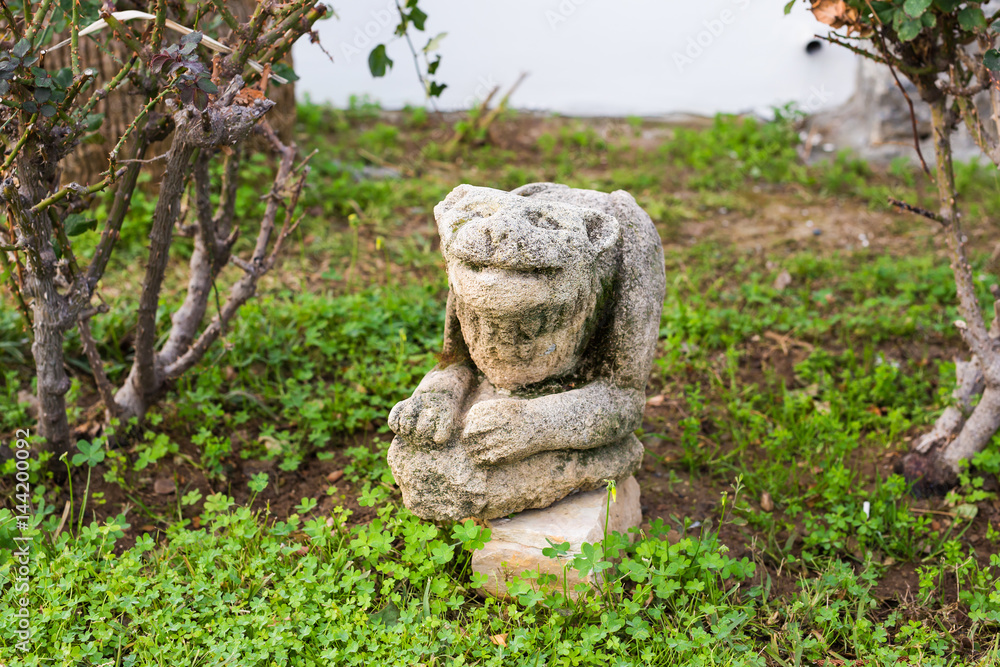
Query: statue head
xmin=435 ymin=185 xmax=621 ymax=389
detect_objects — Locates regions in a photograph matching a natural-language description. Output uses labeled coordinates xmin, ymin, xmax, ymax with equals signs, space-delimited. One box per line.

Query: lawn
xmin=2 ymin=100 xmax=1000 ymax=665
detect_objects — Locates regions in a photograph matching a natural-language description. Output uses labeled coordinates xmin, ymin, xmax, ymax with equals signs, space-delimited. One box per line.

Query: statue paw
xmin=388 ymin=392 xmax=458 ymax=446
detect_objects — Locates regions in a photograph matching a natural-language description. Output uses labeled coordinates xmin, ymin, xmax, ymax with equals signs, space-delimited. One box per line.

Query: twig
xmin=118 ymin=153 xmax=170 ymax=164
xmin=163 ymin=127 xmax=306 ymax=379
xmin=0 ymin=0 xmax=22 ymax=39
xmin=394 ymin=0 xmax=438 ymax=112
xmin=909 ymin=508 xmax=958 ymax=517
xmin=29 ymin=170 xmax=125 ymax=213
xmin=80 ymin=136 xmax=150 ymax=298
xmin=1 ymin=114 xmax=38 ymax=172
xmin=150 ymin=0 xmax=167 ymax=51
xmin=108 ymin=89 xmax=170 ymax=170
xmin=46 ymin=11 xmax=288 ymax=84
xmin=70 ymin=0 xmax=80 ymax=76
xmin=862 ymin=0 xmax=930 ymax=175
xmin=208 ymin=0 xmax=240 ymax=32
xmin=888 ymin=196 xmax=946 ymax=226
xmin=52 ymin=500 xmax=71 ymax=539
xmin=817 ymin=33 xmax=887 ymax=64
xmin=77 ymin=314 xmax=120 ymax=418
xmin=0 ymin=242 xmax=31 ymax=327
xmin=23 ymin=0 xmax=53 ymax=44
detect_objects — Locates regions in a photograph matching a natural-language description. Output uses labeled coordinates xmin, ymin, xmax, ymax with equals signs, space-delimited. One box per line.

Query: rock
xmin=472 ymin=476 xmax=642 ymax=599
xmin=153 ymin=478 xmax=176 ymax=495
xmin=387 ymin=183 xmax=665 ymax=521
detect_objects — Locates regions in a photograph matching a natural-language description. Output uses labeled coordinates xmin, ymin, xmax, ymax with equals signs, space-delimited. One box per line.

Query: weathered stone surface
xmin=387 ymin=183 xmax=665 ymax=521
xmin=472 ymin=476 xmax=642 ymax=599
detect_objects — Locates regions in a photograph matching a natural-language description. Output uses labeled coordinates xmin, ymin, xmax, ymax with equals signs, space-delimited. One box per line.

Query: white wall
xmin=293 ymin=0 xmax=858 ymax=117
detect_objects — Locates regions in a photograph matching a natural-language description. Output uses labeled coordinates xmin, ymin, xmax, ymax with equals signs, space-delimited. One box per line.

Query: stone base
xmin=472 ymin=476 xmax=642 ymax=599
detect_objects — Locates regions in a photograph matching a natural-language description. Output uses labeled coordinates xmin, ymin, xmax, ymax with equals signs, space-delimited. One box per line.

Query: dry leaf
xmin=773 ymin=269 xmax=792 ymax=291
xmin=646 ymin=394 xmax=666 ymax=407
xmin=234 ymin=87 xmax=267 ymax=106
xmin=490 ymin=634 xmax=507 ymax=647
xmin=810 ymin=0 xmax=858 ymax=29
xmin=326 ymin=470 xmax=344 ymax=484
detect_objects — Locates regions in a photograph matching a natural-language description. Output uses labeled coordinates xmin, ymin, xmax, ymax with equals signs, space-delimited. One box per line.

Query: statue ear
xmin=582 ymin=210 xmax=620 ymax=255
xmin=510 ymin=182 xmax=567 ymax=198
xmin=434 ymin=184 xmax=476 ymax=218
xmin=434 ymin=184 xmax=480 ymax=248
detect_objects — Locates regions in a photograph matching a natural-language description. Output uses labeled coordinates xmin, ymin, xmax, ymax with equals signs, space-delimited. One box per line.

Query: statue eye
xmin=525 ymin=209 xmax=558 ymax=230
xmin=463 ymin=202 xmax=500 ymax=219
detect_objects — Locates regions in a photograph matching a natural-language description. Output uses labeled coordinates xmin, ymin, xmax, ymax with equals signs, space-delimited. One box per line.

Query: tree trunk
xmin=902 ymin=99 xmax=1000 ymax=490
xmin=6 ymin=151 xmax=73 ymax=455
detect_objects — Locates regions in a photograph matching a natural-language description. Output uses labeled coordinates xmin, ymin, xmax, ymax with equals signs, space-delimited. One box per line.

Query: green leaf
xmin=451 ymin=519 xmax=491 ymax=551
xmin=368 ymin=601 xmax=399 ymax=627
xmin=248 ymin=472 xmax=269 ymax=493
xmin=783 ymin=0 xmax=796 ymax=15
xmin=903 ymin=0 xmax=932 ymax=18
xmin=933 ymin=0 xmax=962 ymax=10
xmin=542 ymin=539 xmax=570 ymax=558
xmin=40 ymin=104 xmax=56 ymax=117
xmin=368 ymin=44 xmax=393 ymax=78
xmin=408 ymin=6 xmax=427 ymax=30
xmin=180 ymin=31 xmax=203 ymax=44
xmin=197 ymin=78 xmax=218 ymax=94
xmin=897 ymin=18 xmax=923 ymax=41
xmin=871 ymin=2 xmax=896 ymax=23
xmin=72 ymin=440 xmax=105 ymax=467
xmin=53 ymin=67 xmax=74 ymax=88
xmin=958 ymin=6 xmax=986 ymax=30
xmin=12 ymin=38 xmax=30 ymax=58
xmin=423 ymin=32 xmax=447 ymax=54
xmin=955 ymin=503 xmax=978 ymax=519
xmin=271 ymin=62 xmax=299 ymax=84
xmin=64 ymin=213 xmax=97 ymax=236
xmin=85 ymin=112 xmax=104 ymax=131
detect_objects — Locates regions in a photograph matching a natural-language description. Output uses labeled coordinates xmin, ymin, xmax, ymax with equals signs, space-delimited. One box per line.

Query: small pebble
xmin=153 ymin=478 xmax=176 ymax=495
xmin=326 ymin=470 xmax=344 ymax=484
xmin=761 ymin=491 xmax=774 ymax=512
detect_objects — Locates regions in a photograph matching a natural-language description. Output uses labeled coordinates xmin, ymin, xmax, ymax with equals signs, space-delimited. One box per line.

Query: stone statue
xmin=388 ymin=183 xmax=665 ymax=521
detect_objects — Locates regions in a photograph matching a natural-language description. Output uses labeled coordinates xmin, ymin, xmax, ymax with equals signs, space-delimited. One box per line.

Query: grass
xmin=3 ymin=102 xmax=1000 ymax=664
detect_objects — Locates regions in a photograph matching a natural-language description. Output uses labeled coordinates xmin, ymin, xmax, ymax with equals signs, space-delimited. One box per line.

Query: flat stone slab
xmin=472 ymin=476 xmax=641 ymax=599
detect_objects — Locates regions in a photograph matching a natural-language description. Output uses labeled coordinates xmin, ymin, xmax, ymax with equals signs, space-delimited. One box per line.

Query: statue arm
xmin=389 ymin=291 xmax=476 ymax=447
xmin=461 ymin=380 xmax=644 ymax=465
